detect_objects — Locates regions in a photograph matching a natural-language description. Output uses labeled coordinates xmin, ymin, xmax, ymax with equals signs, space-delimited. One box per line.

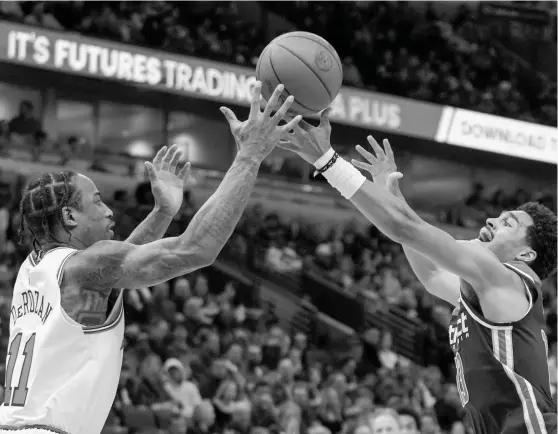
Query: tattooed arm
xmin=62 ymin=82 xmax=301 ymax=294
xmin=64 ymin=153 xmax=261 ymax=292
xmin=125 ymin=209 xmax=174 ymax=245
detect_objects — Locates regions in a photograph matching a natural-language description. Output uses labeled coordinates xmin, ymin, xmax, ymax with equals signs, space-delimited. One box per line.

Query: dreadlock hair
xmin=517 ymin=201 xmax=557 ymax=280
xmin=19 ymin=171 xmax=82 ymax=250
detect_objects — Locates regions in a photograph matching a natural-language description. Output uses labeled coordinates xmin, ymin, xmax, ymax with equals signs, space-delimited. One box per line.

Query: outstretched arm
xmin=350 ymin=140 xmax=460 ymax=305
xmin=278 ymin=114 xmax=510 ymax=293
xmin=125 ymin=209 xmax=174 ymax=245
xmin=67 ymin=153 xmax=262 ymax=291
xmin=376 ymin=177 xmax=460 ymax=305
xmin=64 ymin=82 xmax=302 ymax=293
xmin=349 ymin=177 xmax=507 ymax=290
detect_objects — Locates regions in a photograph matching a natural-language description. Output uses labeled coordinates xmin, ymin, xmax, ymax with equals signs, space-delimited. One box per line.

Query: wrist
xmin=153 ymin=205 xmax=176 ymax=218
xmin=313 ymin=147 xmax=335 ymax=170
xmin=235 ymin=150 xmax=264 ymax=166
xmin=320 ymin=156 xmax=366 ymax=200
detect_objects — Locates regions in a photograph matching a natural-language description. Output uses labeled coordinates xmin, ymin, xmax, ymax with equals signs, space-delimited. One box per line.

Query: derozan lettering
xmin=6 ymin=29 xmax=257 ymax=102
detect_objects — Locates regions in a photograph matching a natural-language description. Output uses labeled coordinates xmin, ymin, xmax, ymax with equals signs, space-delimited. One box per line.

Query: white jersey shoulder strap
xmin=28 ymin=247 xmax=78 ymax=286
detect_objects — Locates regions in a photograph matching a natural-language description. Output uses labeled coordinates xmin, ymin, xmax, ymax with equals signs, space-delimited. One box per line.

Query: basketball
xmin=256 ymin=31 xmax=343 ymax=116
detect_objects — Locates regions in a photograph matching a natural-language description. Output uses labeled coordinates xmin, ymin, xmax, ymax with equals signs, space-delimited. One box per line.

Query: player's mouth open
xmin=479 ymin=227 xmax=493 ymax=242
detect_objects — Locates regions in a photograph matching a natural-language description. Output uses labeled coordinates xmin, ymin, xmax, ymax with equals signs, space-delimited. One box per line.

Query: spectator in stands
xmin=23 ymin=1 xmax=62 ymax=29
xmin=378 ymin=330 xmax=399 ymax=370
xmin=343 ymin=57 xmax=364 ymax=87
xmin=6 ymin=101 xmax=45 ymax=161
xmin=433 ymin=384 xmax=464 ymax=433
xmin=58 ymin=136 xmax=80 ymax=166
xmin=251 ymin=382 xmax=280 ymax=431
xmin=0 ymin=185 xmax=10 ymax=245
xmin=398 ymin=406 xmax=421 ymax=434
xmin=189 ymin=399 xmax=216 ymax=434
xmin=134 ymin=352 xmax=175 ymax=409
xmin=420 ymin=411 xmax=441 ymax=434
xmin=162 ymin=358 xmax=202 ymax=419
xmin=368 ymin=408 xmax=401 ymax=434
xmin=0 ymin=1 xmax=23 ymax=20
xmin=265 ymin=239 xmax=304 ymax=274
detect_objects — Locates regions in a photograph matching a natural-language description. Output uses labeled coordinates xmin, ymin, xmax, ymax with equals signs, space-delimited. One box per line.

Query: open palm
xmin=145 ymin=144 xmax=191 ymax=216
xmin=351 ymin=136 xmax=402 ymax=193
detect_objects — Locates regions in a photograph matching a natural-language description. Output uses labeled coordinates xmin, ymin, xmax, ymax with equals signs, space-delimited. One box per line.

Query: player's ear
xmin=515 ymin=248 xmax=536 ymax=264
xmin=61 ymin=206 xmax=78 ymax=228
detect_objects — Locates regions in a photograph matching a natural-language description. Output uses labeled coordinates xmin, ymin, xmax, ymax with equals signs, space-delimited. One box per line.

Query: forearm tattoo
xmin=125 ymin=210 xmax=174 ymax=245
xmin=180 ymin=154 xmax=261 ymax=254
xmin=71 ymin=154 xmax=262 ymax=295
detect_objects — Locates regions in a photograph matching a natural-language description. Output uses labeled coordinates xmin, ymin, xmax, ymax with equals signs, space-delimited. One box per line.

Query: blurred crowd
xmin=443 ymin=183 xmax=557 ymax=229
xmin=0 ymin=167 xmax=556 ymax=434
xmin=226 ymin=203 xmax=557 ymax=351
xmin=0 ymin=1 xmax=556 ymax=125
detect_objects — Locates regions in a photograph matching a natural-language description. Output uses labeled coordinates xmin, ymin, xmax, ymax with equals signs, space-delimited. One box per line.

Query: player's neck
xmin=40 ymin=236 xmax=86 ymax=253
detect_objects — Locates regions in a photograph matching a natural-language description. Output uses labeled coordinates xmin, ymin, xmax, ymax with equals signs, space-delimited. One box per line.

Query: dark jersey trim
xmin=460 ymin=295 xmax=513 ymax=330
xmin=460 ymin=262 xmax=538 ymax=329
xmin=0 ymin=425 xmax=70 ymax=434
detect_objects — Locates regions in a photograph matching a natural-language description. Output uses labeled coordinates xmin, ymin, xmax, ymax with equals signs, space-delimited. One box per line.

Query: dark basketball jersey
xmin=448 ymin=261 xmax=556 ymax=434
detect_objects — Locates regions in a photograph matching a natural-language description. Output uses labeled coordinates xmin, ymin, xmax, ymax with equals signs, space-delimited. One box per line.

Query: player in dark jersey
xmin=277 ymin=111 xmax=557 ymax=434
xmin=448 ymin=259 xmax=555 ymax=434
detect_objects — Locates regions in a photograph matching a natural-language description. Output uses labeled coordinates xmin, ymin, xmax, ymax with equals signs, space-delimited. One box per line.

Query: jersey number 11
xmin=4 ymin=333 xmax=36 ymax=407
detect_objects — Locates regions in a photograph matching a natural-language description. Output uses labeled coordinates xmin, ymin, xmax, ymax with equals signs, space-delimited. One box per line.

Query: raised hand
xmin=278 ymin=108 xmax=333 ymax=164
xmin=145 ymin=144 xmax=191 ymax=216
xmin=220 ymin=82 xmax=302 ymax=161
xmin=351 ymin=136 xmax=402 ymax=195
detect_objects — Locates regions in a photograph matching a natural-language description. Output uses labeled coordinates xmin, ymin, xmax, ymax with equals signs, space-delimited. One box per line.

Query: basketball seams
xmin=268 ymin=46 xmax=320 ymax=113
xmin=256 ymin=44 xmax=270 ymax=80
xmin=276 ymin=43 xmax=333 ymax=101
xmin=276 ymin=34 xmax=343 ymax=76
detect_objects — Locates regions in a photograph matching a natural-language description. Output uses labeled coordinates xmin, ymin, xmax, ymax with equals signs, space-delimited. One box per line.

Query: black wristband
xmin=313 ymin=152 xmax=339 ymax=177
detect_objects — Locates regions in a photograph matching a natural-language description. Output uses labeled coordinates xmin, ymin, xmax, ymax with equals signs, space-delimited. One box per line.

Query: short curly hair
xmin=517 ymin=202 xmax=557 ymax=280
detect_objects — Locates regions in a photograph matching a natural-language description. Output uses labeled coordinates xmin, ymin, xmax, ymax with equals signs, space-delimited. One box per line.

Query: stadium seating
xmin=0 ymin=1 xmax=555 ymax=125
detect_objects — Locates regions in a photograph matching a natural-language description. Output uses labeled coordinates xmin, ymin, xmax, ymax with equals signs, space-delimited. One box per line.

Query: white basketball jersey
xmin=0 ymin=247 xmax=125 ymax=434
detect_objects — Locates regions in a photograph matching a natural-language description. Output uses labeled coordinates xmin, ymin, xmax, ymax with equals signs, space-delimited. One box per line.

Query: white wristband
xmin=313 ymin=148 xmax=335 ymax=170
xmin=321 ymin=156 xmax=366 ymax=200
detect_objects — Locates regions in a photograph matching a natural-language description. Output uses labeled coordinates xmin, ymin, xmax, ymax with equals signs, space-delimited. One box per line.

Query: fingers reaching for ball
xmin=248 ymin=81 xmax=262 ymax=120
xmin=220 ymin=81 xmax=302 ymax=161
xmin=262 ymin=84 xmax=285 ymax=119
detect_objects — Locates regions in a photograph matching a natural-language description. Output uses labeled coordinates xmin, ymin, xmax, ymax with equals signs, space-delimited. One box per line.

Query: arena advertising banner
xmin=479 ymin=2 xmax=551 ymax=25
xmin=0 ymin=21 xmax=555 ymax=163
xmin=0 ymin=21 xmax=441 ymax=139
xmin=436 ymin=108 xmax=558 ymax=164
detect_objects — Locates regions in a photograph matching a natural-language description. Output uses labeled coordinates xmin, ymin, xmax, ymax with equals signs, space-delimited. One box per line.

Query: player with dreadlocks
xmin=0 ymin=82 xmax=301 ymax=434
xmin=19 ymin=171 xmax=82 ymax=252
